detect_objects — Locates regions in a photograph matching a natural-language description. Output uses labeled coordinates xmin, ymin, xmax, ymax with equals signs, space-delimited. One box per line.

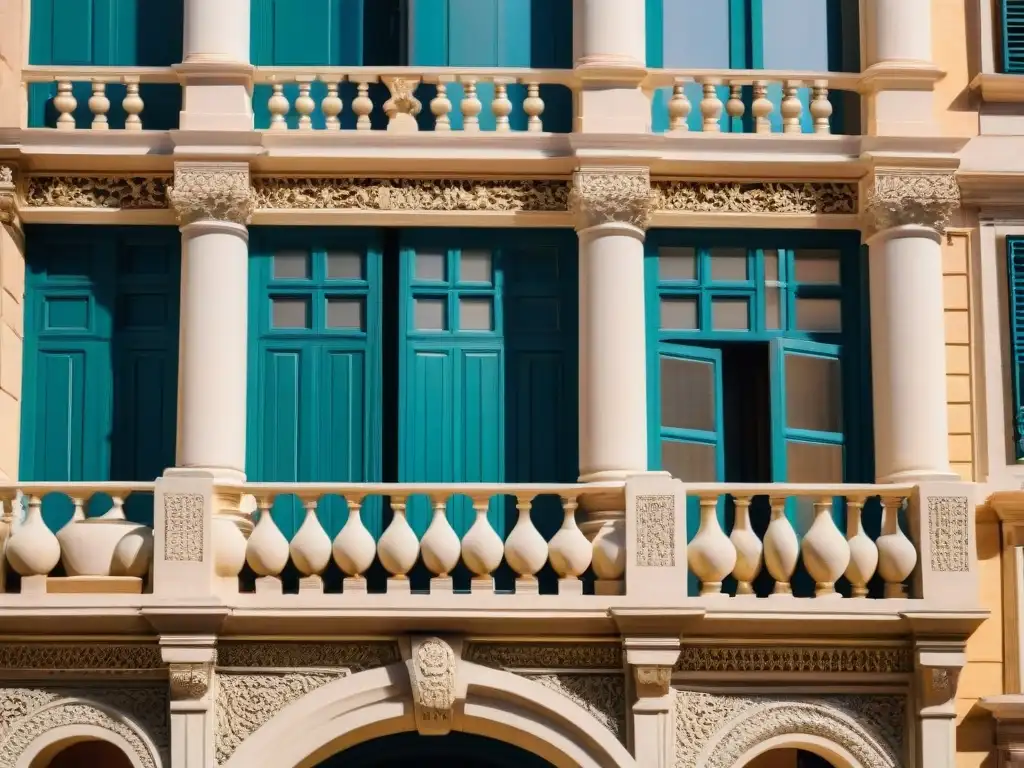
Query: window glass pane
xmin=712 ymin=298 xmax=749 ymax=330
xmin=273 ymin=250 xmax=309 ymax=280
xmin=326 ymin=298 xmax=364 ymax=330
xmin=764 ymin=249 xmax=779 ymax=282
xmin=662 ymin=0 xmax=731 ymax=68
xmin=765 ymin=287 xmax=782 ymax=330
xmin=785 ymin=354 xmax=842 ymax=432
xmin=459 ymin=297 xmax=493 ymax=330
xmin=662 ymin=440 xmax=718 ymax=482
xmin=326 ymin=250 xmax=363 ymax=280
xmin=761 ymin=0 xmax=830 ymax=70
xmin=709 ymin=248 xmax=748 ymax=281
xmin=414 ymin=297 xmax=447 ymax=330
xmin=795 ymin=298 xmax=842 ymax=332
xmin=659 ymin=247 xmax=697 ymax=281
xmin=793 ymin=249 xmax=841 ymax=283
xmin=415 ymin=251 xmax=446 ymax=281
xmin=661 ymin=356 xmax=716 ymax=432
xmin=271 ymin=298 xmax=310 ymax=328
xmin=460 ymin=250 xmax=492 ymax=283
xmin=661 ymin=298 xmax=699 ymax=330
xmin=786 ymin=441 xmax=843 ymax=483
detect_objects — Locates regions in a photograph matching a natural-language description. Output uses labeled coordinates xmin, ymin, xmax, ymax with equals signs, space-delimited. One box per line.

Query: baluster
xmin=122 ymin=80 xmax=144 ymax=131
xmin=431 ymin=81 xmax=453 ymax=131
xmin=0 ymin=494 xmax=11 ymax=593
xmin=504 ymin=495 xmax=547 ymax=594
xmin=352 ymin=81 xmax=374 ymax=131
xmin=461 ymin=496 xmax=504 ymax=592
xmin=668 ymin=83 xmax=691 ymax=133
xmin=781 ymin=80 xmax=803 ymax=134
xmin=246 ymin=497 xmax=290 ymax=594
xmin=420 ymin=496 xmax=461 ymax=593
xmin=377 ymin=496 xmax=419 ymax=592
xmin=290 ymin=497 xmax=332 ymax=593
xmin=492 ymin=80 xmax=512 ymax=132
xmin=460 ymin=78 xmax=482 ymax=132
xmin=523 ymin=82 xmax=544 ymax=132
xmin=321 ymin=79 xmax=343 ymax=131
xmin=763 ymin=496 xmax=799 ymax=595
xmin=71 ymin=496 xmax=86 ymax=522
xmin=801 ymin=497 xmax=850 ymax=597
xmin=845 ymin=496 xmax=877 ymax=598
xmin=699 ymin=81 xmax=723 ymax=133
xmin=725 ymin=83 xmax=744 ymax=127
xmin=294 ymin=79 xmax=315 ymax=130
xmin=88 ymin=81 xmax=110 ymax=130
xmin=548 ymin=496 xmax=593 ymax=595
xmin=688 ymin=496 xmax=735 ymax=596
xmin=332 ymin=496 xmax=377 ymax=592
xmin=5 ymin=495 xmax=61 ymax=594
xmin=876 ymin=495 xmax=917 ymax=598
xmin=99 ymin=494 xmax=126 ymax=520
xmin=587 ymin=511 xmax=626 ymax=596
xmin=751 ymin=81 xmax=773 ymax=134
xmin=54 ymin=80 xmax=77 ymax=131
xmin=810 ymin=80 xmax=832 ymax=135
xmin=268 ymin=83 xmax=290 ymax=131
xmin=729 ymin=496 xmax=761 ymax=595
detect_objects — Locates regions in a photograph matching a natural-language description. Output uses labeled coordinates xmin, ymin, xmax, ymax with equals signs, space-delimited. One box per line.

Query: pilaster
xmin=623 ymin=636 xmax=680 ymax=768
xmin=913 ymin=640 xmax=967 ymax=768
xmin=162 ymin=635 xmax=218 ymax=768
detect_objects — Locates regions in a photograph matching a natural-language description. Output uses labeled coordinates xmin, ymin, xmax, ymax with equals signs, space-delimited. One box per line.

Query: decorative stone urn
xmin=56 ymin=497 xmax=153 ymax=578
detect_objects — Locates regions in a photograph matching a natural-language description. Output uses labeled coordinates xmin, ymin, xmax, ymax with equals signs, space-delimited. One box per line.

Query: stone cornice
xmin=569 ymin=166 xmax=655 ymax=231
xmin=168 ymin=162 xmax=255 ymax=226
xmin=861 ymin=169 xmax=960 ymax=236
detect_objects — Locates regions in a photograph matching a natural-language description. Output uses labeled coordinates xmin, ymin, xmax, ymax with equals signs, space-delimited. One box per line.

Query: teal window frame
xmin=1002 ymin=0 xmax=1024 ymax=73
xmin=1007 ymin=236 xmax=1024 ymax=460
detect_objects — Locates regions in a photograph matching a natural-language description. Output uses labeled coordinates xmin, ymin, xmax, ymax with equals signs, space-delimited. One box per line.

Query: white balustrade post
xmin=572 ymin=0 xmax=649 ymax=132
xmin=864 ymin=169 xmax=961 ymax=483
xmin=175 ymin=0 xmax=253 ymax=130
xmin=572 ymin=167 xmax=655 ymax=595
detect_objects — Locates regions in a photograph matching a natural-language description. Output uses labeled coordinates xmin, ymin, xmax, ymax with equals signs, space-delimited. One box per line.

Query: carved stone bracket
xmin=407 ymin=636 xmax=458 ymax=736
xmin=0 ymin=164 xmax=21 ymax=238
xmin=570 ymin=166 xmax=655 ymax=231
xmin=862 ymin=170 xmax=960 ymax=237
xmin=915 ymin=641 xmax=967 ymax=710
xmin=169 ymin=162 xmax=255 ymax=227
xmin=634 ymin=665 xmax=673 ymax=698
xmin=169 ymin=662 xmax=213 ymax=701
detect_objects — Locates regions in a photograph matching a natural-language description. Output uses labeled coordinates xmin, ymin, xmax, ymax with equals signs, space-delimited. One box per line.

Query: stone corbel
xmin=569 ymin=166 xmax=656 ymax=231
xmin=168 ymin=162 xmax=255 ymax=227
xmin=633 ymin=665 xmax=673 ymax=698
xmin=0 ymin=163 xmax=23 ymax=247
xmin=161 ymin=635 xmax=218 ymax=705
xmin=169 ymin=662 xmax=214 ymax=701
xmin=915 ymin=640 xmax=966 ymax=712
xmin=860 ymin=169 xmax=961 ymax=240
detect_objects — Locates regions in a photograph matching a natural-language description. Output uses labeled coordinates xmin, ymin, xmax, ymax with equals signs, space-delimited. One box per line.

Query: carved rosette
xmin=570 ymin=166 xmax=655 ymax=231
xmin=169 ymin=663 xmax=213 ymax=701
xmin=862 ymin=170 xmax=960 ymax=237
xmin=407 ymin=636 xmax=457 ymax=736
xmin=169 ymin=162 xmax=255 ymax=227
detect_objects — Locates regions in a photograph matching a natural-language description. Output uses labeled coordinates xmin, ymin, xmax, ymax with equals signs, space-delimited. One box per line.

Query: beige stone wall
xmin=932 ymin=0 xmax=979 ymax=137
xmin=0 ymin=0 xmax=26 ymax=128
xmin=945 ymin=230 xmax=977 ymax=481
xmin=0 ymin=225 xmax=23 ymax=481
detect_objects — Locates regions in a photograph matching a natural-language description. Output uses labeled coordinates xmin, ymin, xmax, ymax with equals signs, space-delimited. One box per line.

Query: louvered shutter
xmin=1008 ymin=237 xmax=1024 ymax=459
xmin=1003 ymin=0 xmax=1024 ymax=73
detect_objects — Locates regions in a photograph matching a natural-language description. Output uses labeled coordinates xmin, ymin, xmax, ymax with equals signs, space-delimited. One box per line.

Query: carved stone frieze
xmin=252 ymin=177 xmax=570 ymax=212
xmin=928 ymin=496 xmax=970 ymax=572
xmin=463 ymin=642 xmax=623 ymax=670
xmin=217 ymin=641 xmax=401 ymax=671
xmin=0 ymin=686 xmax=169 ymax=768
xmin=169 ymin=663 xmax=212 ymax=701
xmin=674 ymin=645 xmax=913 ymax=674
xmin=652 ymin=180 xmax=857 ymax=215
xmin=635 ymin=494 xmax=675 ymax=567
xmin=570 ymin=166 xmax=655 ymax=230
xmin=24 ymin=175 xmax=170 ymax=209
xmin=0 ymin=643 xmax=163 ymax=676
xmin=408 ymin=637 xmax=457 ymax=735
xmin=530 ymin=674 xmax=626 ymax=740
xmin=163 ymin=493 xmax=205 ymax=562
xmin=169 ymin=163 xmax=255 ymax=226
xmin=862 ymin=170 xmax=960 ymax=235
xmin=675 ymin=691 xmax=904 ymax=768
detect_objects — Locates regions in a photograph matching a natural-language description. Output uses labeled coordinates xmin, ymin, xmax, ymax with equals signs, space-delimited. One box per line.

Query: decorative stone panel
xmin=24 ymin=175 xmax=170 ymax=209
xmin=674 ymin=645 xmax=913 ymax=674
xmin=163 ymin=493 xmax=204 ymax=562
xmin=0 ymin=643 xmax=163 ymax=678
xmin=862 ymin=170 xmax=960 ymax=236
xmin=928 ymin=496 xmax=970 ymax=572
xmin=531 ymin=674 xmax=626 ymax=739
xmin=653 ymin=180 xmax=857 ymax=214
xmin=635 ymin=494 xmax=675 ymax=567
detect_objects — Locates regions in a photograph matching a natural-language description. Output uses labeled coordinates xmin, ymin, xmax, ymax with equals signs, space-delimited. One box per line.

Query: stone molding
xmin=674 ymin=645 xmax=913 ymax=674
xmin=862 ymin=170 xmax=961 ymax=236
xmin=463 ymin=642 xmax=623 ymax=670
xmin=169 ymin=162 xmax=255 ymax=226
xmin=169 ymin=663 xmax=213 ymax=701
xmin=569 ymin=166 xmax=655 ymax=230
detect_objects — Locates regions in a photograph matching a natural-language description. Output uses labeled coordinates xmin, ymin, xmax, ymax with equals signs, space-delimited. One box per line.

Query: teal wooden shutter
xmin=29 ymin=0 xmax=183 ymax=129
xmin=1004 ymin=0 xmax=1024 ymax=73
xmin=1008 ymin=237 xmax=1024 ymax=459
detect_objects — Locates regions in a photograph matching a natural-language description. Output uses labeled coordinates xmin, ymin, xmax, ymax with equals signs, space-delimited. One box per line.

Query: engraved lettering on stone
xmin=463 ymin=643 xmax=623 ymax=670
xmin=169 ymin=163 xmax=255 ymax=226
xmin=674 ymin=646 xmax=913 ymax=674
xmin=863 ymin=170 xmax=960 ymax=235
xmin=928 ymin=496 xmax=969 ymax=572
xmin=164 ymin=493 xmax=204 ymax=562
xmin=408 ymin=637 xmax=457 ymax=735
xmin=530 ymin=674 xmax=625 ymax=740
xmin=636 ymin=494 xmax=675 ymax=567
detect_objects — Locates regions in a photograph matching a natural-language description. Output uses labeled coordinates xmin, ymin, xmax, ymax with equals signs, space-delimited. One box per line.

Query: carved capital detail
xmin=169 ymin=162 xmax=255 ymax=226
xmin=0 ymin=164 xmax=19 ymax=233
xmin=570 ymin=166 xmax=654 ymax=231
xmin=169 ymin=663 xmax=213 ymax=701
xmin=634 ymin=665 xmax=673 ymax=698
xmin=862 ymin=170 xmax=960 ymax=235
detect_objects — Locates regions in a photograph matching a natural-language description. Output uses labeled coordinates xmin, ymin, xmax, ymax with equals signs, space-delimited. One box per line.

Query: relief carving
xmin=0 ymin=644 xmax=163 ymax=675
xmin=674 ymin=646 xmax=913 ymax=674
xmin=634 ymin=666 xmax=673 ymax=698
xmin=0 ymin=165 xmax=17 ymax=231
xmin=24 ymin=175 xmax=170 ymax=209
xmin=653 ymin=180 xmax=857 ymax=215
xmin=169 ymin=663 xmax=212 ymax=701
xmin=570 ymin=166 xmax=655 ymax=230
xmin=163 ymin=493 xmax=205 ymax=562
xmin=169 ymin=163 xmax=255 ymax=226
xmin=530 ymin=674 xmax=626 ymax=740
xmin=862 ymin=170 xmax=960 ymax=235
xmin=635 ymin=494 xmax=675 ymax=567
xmin=463 ymin=642 xmax=623 ymax=670
xmin=217 ymin=641 xmax=400 ymax=671
xmin=928 ymin=496 xmax=969 ymax=572
xmin=408 ymin=637 xmax=457 ymax=736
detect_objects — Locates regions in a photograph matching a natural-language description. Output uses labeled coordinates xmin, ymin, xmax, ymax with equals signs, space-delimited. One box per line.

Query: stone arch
xmin=700 ymin=700 xmax=899 ymax=768
xmin=220 ymin=661 xmax=635 ymax=768
xmin=1 ymin=698 xmax=164 ymax=768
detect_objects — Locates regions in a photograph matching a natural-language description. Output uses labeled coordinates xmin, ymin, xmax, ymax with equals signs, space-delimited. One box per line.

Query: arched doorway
xmin=35 ymin=740 xmax=134 ymax=768
xmin=746 ymin=749 xmax=838 ymax=768
xmin=313 ymin=731 xmax=556 ymax=768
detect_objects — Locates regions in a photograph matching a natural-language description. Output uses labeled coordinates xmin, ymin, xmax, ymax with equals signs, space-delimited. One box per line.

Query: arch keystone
xmin=407 ymin=636 xmax=458 ymax=736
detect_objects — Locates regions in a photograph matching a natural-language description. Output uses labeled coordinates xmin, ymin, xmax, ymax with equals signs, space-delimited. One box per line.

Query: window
xmin=1002 ymin=0 xmax=1024 ymax=73
xmin=1007 ymin=237 xmax=1024 ymax=459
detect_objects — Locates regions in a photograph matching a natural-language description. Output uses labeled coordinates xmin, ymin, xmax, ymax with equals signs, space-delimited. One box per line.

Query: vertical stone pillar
xmin=0 ymin=164 xmax=23 ymax=485
xmin=162 ymin=636 xmax=218 ymax=768
xmin=623 ymin=637 xmax=680 ymax=768
xmin=572 ymin=0 xmax=650 ymax=132
xmin=571 ymin=166 xmax=655 ymax=595
xmin=863 ymin=170 xmax=961 ymax=483
xmin=0 ymin=0 xmax=26 ymax=128
xmin=913 ymin=640 xmax=966 ymax=768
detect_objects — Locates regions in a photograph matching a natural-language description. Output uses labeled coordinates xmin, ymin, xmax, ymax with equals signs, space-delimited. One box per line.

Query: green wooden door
xmin=22 ymin=226 xmax=180 ymax=529
xmin=29 ymin=0 xmax=183 ymax=128
xmin=248 ymin=232 xmax=383 ymax=540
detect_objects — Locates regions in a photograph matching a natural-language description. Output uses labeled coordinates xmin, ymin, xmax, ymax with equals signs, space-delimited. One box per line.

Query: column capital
xmin=570 ymin=166 xmax=655 ymax=231
xmin=862 ymin=169 xmax=960 ymax=237
xmin=0 ymin=163 xmax=20 ymax=233
xmin=169 ymin=662 xmax=214 ymax=701
xmin=169 ymin=162 xmax=255 ymax=227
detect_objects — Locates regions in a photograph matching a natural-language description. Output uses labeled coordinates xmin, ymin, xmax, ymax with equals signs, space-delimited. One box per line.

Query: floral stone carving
xmin=408 ymin=637 xmax=457 ymax=735
xmin=570 ymin=166 xmax=655 ymax=230
xmin=653 ymin=180 xmax=857 ymax=215
xmin=674 ymin=646 xmax=913 ymax=674
xmin=529 ymin=674 xmax=626 ymax=740
xmin=163 ymin=493 xmax=204 ymax=562
xmin=928 ymin=496 xmax=969 ymax=572
xmin=169 ymin=163 xmax=255 ymax=226
xmin=862 ymin=170 xmax=960 ymax=235
xmin=0 ymin=643 xmax=163 ymax=673
xmin=24 ymin=176 xmax=170 ymax=209
xmin=635 ymin=494 xmax=675 ymax=567
xmin=463 ymin=642 xmax=623 ymax=670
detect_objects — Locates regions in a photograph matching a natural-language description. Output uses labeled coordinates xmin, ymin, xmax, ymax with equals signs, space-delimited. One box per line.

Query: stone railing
xmin=251 ymin=67 xmax=576 ymax=132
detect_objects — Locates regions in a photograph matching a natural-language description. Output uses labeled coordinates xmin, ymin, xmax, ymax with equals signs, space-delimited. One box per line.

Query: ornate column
xmin=863 ymin=170 xmax=961 ymax=483
xmin=570 ymin=166 xmax=654 ymax=595
xmin=914 ymin=640 xmax=966 ymax=768
xmin=624 ymin=637 xmax=680 ymax=767
xmin=162 ymin=636 xmax=217 ymax=768
xmin=572 ymin=0 xmax=649 ymax=132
